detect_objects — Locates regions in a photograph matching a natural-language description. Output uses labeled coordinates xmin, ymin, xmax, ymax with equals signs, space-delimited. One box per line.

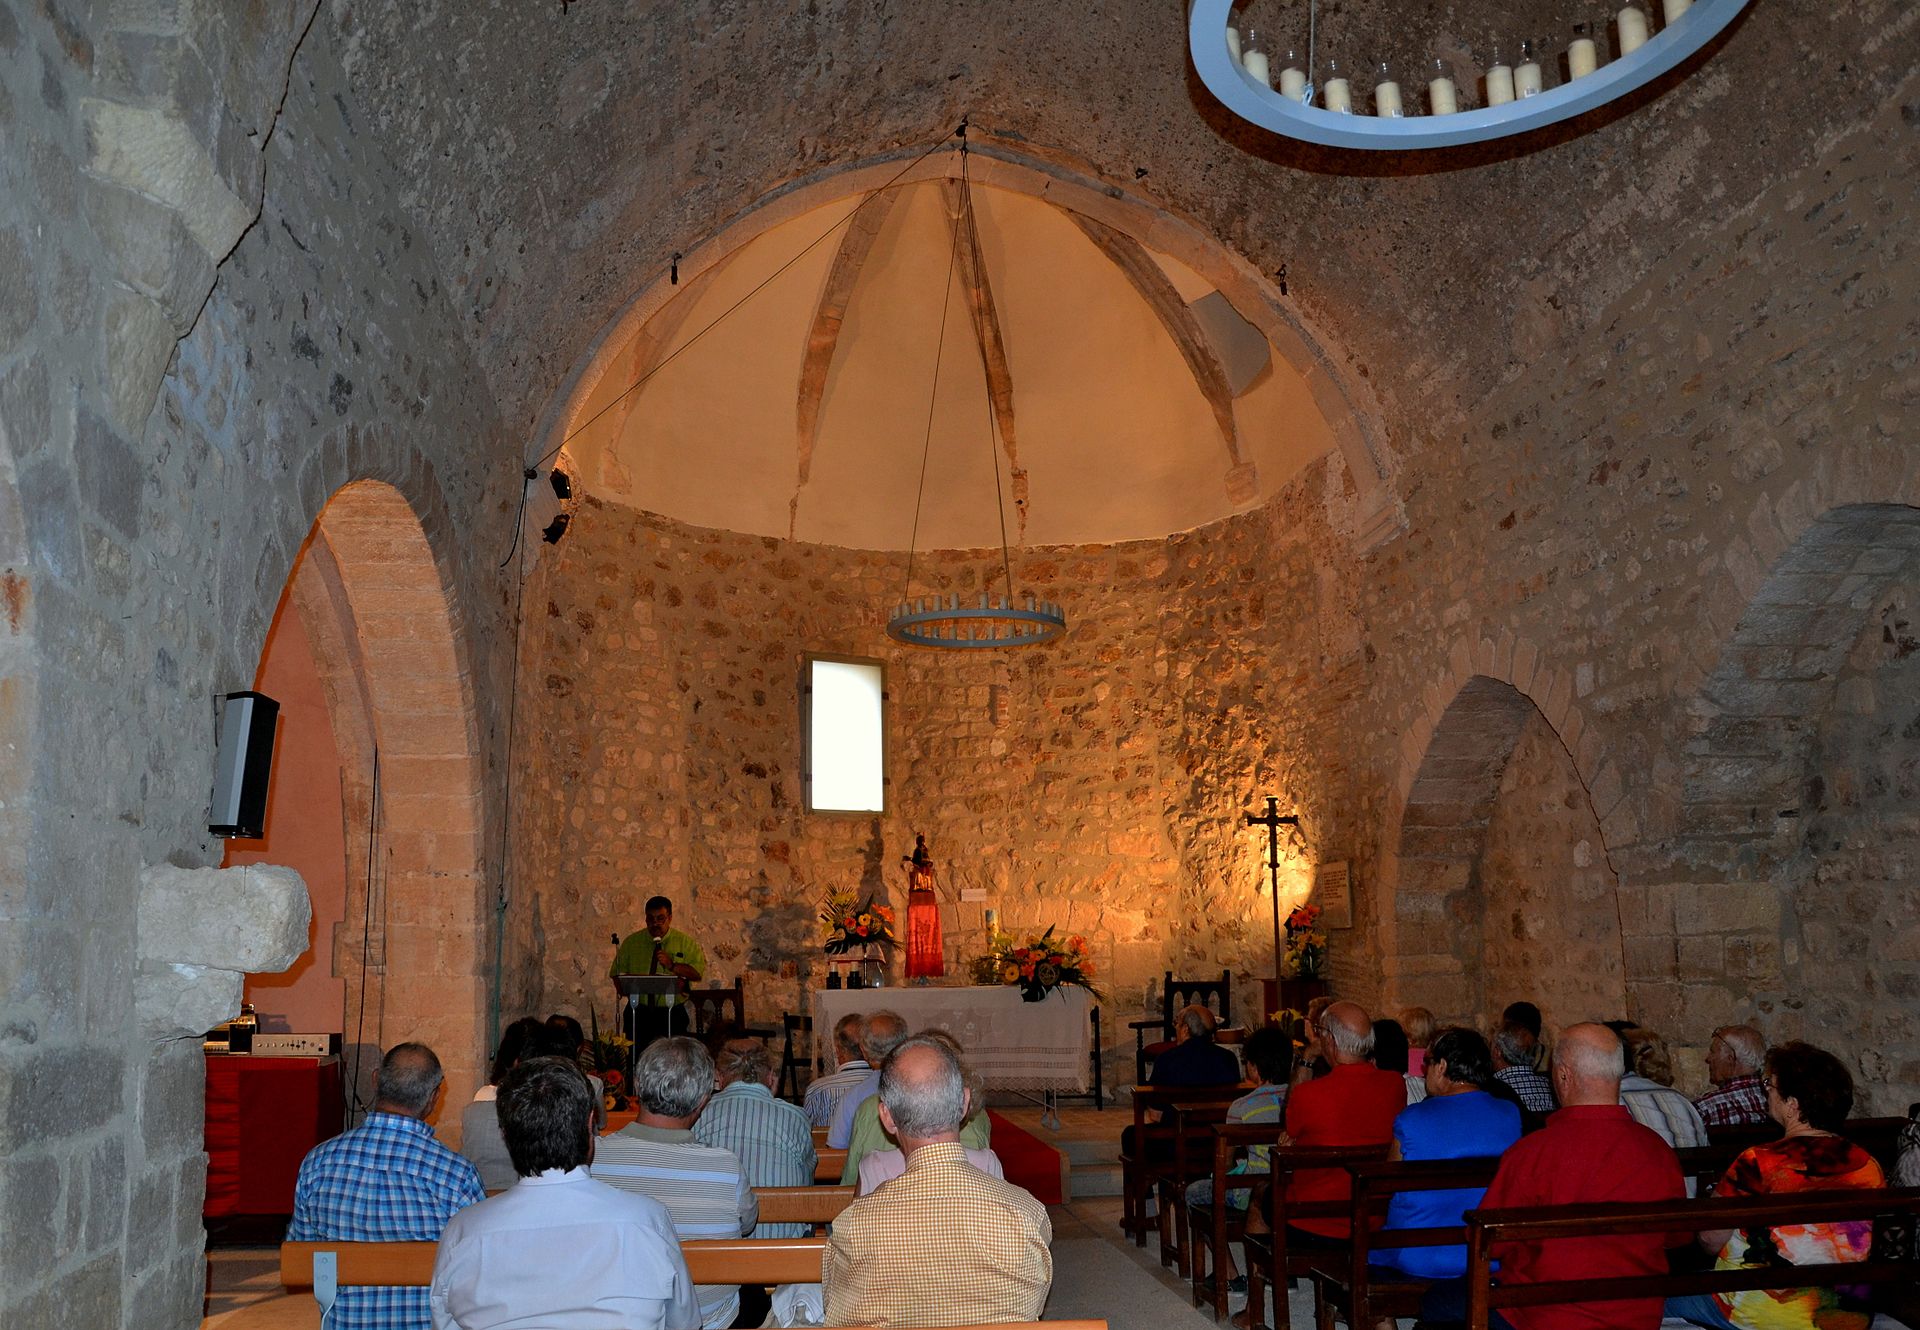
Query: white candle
xmin=1322 ymin=77 xmax=1352 ymax=113
xmin=1515 ymin=57 xmax=1543 ymax=96
xmin=1617 ymin=6 xmax=1649 ymax=52
xmin=1486 ymin=62 xmax=1515 ymax=105
xmin=1375 ymin=79 xmax=1403 ymax=117
xmin=1569 ymin=36 xmax=1598 ymax=78
xmin=1242 ymin=49 xmax=1272 ymax=86
xmin=1225 ymin=25 xmax=1242 ymax=64
xmin=1279 ymin=66 xmax=1308 ymax=100
xmin=1429 ymin=74 xmax=1459 ymax=114
xmin=1662 ymin=0 xmax=1692 ymax=21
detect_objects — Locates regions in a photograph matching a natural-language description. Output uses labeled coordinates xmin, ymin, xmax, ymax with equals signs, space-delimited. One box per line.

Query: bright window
xmin=805 ymin=656 xmax=886 ymax=813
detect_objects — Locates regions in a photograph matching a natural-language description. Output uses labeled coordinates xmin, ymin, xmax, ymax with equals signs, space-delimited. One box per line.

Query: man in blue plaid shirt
xmin=288 ymin=1043 xmax=484 ymax=1329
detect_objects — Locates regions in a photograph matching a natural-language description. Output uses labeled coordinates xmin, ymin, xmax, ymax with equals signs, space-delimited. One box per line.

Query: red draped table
xmin=203 ymin=1055 xmax=344 ymax=1218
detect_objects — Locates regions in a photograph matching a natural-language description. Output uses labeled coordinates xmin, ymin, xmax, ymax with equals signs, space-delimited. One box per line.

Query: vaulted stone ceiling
xmin=559 ymin=177 xmax=1339 ymax=547
xmin=330 ymin=0 xmax=1900 ymax=501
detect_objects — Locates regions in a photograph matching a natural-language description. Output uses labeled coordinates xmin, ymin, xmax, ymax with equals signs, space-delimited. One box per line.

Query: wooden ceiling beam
xmin=1061 ymin=208 xmax=1253 ymax=496
xmin=939 ymin=178 xmax=1027 ymax=539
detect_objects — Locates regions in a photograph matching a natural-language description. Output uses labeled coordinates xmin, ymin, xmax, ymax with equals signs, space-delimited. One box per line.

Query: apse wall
xmin=504 ymin=471 xmax=1367 ymax=1063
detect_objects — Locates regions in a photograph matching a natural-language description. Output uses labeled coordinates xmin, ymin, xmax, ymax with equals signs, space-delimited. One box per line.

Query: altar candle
xmin=1429 ymin=59 xmax=1459 ymax=114
xmin=1662 ymin=0 xmax=1691 ymax=21
xmin=1569 ymin=30 xmax=1598 ymax=78
xmin=1321 ymin=58 xmax=1352 ymax=112
xmin=1618 ymin=5 xmax=1649 ymax=53
xmin=1225 ymin=24 xmax=1242 ymax=65
xmin=1242 ymin=47 xmax=1272 ymax=86
xmin=1374 ymin=62 xmax=1404 ymax=117
xmin=1515 ymin=39 xmax=1544 ymax=96
xmin=1486 ymin=59 xmax=1516 ymax=105
xmin=1279 ymin=63 xmax=1308 ymax=101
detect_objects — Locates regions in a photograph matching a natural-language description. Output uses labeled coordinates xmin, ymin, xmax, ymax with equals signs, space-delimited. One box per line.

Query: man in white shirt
xmin=431 ymin=1057 xmax=700 ymax=1330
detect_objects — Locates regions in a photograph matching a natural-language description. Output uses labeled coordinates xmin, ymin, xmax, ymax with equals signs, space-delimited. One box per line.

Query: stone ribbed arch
xmin=1678 ymin=502 xmax=1920 ymax=878
xmin=276 ymin=477 xmax=491 ymax=1128
xmin=1377 ymin=636 xmax=1621 ymax=1018
xmin=537 ymin=140 xmax=1402 ymax=552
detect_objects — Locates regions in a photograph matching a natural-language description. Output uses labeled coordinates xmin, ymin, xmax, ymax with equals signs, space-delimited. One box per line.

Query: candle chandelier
xmin=886 ymin=129 xmax=1067 ymax=651
xmin=1190 ymin=0 xmax=1751 ymax=151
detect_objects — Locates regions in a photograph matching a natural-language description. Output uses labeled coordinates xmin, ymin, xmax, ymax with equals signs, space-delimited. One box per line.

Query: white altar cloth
xmin=811 ymin=985 xmax=1092 ymax=1093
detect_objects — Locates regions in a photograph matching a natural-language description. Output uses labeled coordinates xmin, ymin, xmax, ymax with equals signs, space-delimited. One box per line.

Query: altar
xmin=811 ymin=984 xmax=1093 ymax=1094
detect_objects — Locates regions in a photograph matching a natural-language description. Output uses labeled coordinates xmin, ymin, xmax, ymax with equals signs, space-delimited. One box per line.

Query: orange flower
xmin=1019 ymin=961 xmax=1037 ymax=980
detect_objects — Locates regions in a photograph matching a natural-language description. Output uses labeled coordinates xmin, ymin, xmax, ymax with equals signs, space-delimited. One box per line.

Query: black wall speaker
xmin=209 ymin=691 xmax=280 ymax=838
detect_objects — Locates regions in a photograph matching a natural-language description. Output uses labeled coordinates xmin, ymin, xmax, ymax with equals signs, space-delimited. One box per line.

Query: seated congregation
xmin=1126 ymin=995 xmax=1920 ymax=1330
xmin=283 ymin=1008 xmax=1049 ymax=1330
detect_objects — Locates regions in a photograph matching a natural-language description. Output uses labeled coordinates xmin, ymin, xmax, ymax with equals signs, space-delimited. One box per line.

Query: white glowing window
xmin=805 ymin=656 xmax=887 ymax=813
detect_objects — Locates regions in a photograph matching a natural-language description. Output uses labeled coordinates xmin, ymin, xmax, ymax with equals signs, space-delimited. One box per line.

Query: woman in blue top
xmin=1372 ymin=1026 xmax=1523 ymax=1280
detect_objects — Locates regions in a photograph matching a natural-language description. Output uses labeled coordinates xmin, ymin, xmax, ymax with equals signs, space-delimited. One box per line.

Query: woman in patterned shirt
xmin=1666 ymin=1040 xmax=1884 ymax=1330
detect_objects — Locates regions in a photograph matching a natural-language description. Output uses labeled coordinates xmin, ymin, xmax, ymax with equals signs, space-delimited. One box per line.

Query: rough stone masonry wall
xmin=0 ymin=7 xmax=516 ymax=1328
xmin=506 ymin=479 xmax=1364 ymax=1063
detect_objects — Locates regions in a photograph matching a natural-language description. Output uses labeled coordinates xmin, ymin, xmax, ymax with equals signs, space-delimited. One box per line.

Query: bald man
xmin=1424 ymin=1023 xmax=1685 ymax=1330
xmin=823 ymin=1037 xmax=1051 ymax=1327
xmin=1279 ymin=1000 xmax=1408 ymax=1243
xmin=1693 ymin=1024 xmax=1768 ymax=1127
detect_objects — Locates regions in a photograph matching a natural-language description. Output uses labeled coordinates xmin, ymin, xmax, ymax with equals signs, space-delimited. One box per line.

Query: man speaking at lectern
xmin=612 ymin=896 xmax=706 ymax=1044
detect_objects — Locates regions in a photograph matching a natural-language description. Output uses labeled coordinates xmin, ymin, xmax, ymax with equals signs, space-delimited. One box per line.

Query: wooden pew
xmin=1177 ymin=1122 xmax=1284 ymax=1298
xmin=280 ymin=1239 xmax=1108 ymax=1330
xmin=815 ymin=1148 xmax=848 ymax=1182
xmin=1306 ymin=1156 xmax=1501 ymax=1330
xmin=1154 ymin=1100 xmax=1244 ymax=1271
xmin=754 ymin=1184 xmax=856 ymax=1231
xmin=1120 ymin=1083 xmax=1245 ymax=1243
xmin=1463 ymin=1187 xmax=1920 ymax=1330
xmin=1235 ymin=1143 xmax=1389 ymax=1330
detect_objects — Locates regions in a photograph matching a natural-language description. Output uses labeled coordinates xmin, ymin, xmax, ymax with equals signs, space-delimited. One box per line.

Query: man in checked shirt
xmin=822 ymin=1036 xmax=1052 ymax=1327
xmin=288 ymin=1043 xmax=484 ymax=1330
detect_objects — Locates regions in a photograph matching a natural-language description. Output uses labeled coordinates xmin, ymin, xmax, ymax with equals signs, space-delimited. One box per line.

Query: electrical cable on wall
xmin=347 ymin=742 xmax=380 ymax=1120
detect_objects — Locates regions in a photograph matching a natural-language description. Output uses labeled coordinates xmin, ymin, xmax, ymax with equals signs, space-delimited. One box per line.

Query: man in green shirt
xmin=611 ymin=895 xmax=707 ymax=1045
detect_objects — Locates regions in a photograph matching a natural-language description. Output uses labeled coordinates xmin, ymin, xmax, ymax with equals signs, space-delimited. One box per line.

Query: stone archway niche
xmin=1381 ymin=674 xmax=1626 ymax=1030
xmin=270 ymin=480 xmax=492 ymax=1131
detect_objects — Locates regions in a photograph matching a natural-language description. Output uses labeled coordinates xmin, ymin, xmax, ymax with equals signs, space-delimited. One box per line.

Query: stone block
xmin=136 ymin=962 xmax=242 ymax=1042
xmin=139 ymin=1039 xmax=205 ymax=1159
xmin=0 ymin=224 xmax=35 ymax=356
xmin=4 ymin=1249 xmax=122 ymax=1328
xmin=73 ymin=406 xmax=144 ymax=539
xmin=83 ymin=179 xmax=216 ymax=332
xmin=101 ymin=288 xmax=176 ymax=434
xmin=81 ymin=98 xmax=253 ymax=259
xmin=137 ymin=862 xmax=310 ymax=971
xmin=0 ymin=1152 xmax=60 ymax=1282
xmin=1673 ymin=882 xmax=1781 ymax=935
xmin=0 ymin=1042 xmax=123 ymax=1153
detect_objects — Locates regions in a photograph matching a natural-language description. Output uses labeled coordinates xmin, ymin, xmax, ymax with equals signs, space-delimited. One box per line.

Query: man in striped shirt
xmin=694 ymin=1037 xmax=817 ymax=1237
xmin=592 ymin=1038 xmax=758 ymax=1329
xmin=803 ymin=1013 xmax=870 ymax=1127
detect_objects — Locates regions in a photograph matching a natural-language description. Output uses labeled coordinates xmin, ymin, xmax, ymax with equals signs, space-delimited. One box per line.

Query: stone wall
xmin=505 ymin=493 xmax=1360 ymax=1070
xmin=0 ymin=7 xmax=516 ymax=1327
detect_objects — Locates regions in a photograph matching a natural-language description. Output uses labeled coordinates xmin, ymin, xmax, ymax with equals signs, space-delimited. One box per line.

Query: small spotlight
xmin=541 ymin=513 xmax=571 ymax=545
xmin=550 ymin=468 xmax=572 ymax=500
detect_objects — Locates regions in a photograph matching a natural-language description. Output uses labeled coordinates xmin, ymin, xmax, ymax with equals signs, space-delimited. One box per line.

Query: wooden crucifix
xmin=1244 ymin=796 xmax=1302 ymax=983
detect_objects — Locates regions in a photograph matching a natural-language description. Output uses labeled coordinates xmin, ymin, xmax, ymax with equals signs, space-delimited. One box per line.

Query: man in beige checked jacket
xmin=822 ymin=1036 xmax=1052 ymax=1327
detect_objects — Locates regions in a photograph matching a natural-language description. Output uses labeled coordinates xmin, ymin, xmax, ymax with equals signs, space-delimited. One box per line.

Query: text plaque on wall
xmin=1314 ymin=860 xmax=1352 ymax=930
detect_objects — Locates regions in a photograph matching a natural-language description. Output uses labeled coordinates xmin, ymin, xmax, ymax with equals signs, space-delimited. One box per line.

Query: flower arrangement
xmin=1284 ymin=903 xmax=1327 ymax=978
xmin=589 ymin=1028 xmax=632 ymax=1110
xmin=821 ymin=888 xmax=898 ymax=954
xmin=970 ymin=925 xmax=1102 ymax=1003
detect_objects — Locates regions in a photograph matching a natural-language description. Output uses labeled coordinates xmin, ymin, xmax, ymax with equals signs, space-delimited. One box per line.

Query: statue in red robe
xmin=904 ymin=834 xmax=945 ymax=979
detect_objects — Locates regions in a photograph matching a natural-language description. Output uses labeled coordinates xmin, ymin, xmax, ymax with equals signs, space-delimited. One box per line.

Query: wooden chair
xmin=777 ymin=1012 xmax=813 ymax=1102
xmin=1182 ymin=1122 xmax=1288 ymax=1314
xmin=1129 ymin=970 xmax=1231 ymax=1083
xmin=1237 ymin=1143 xmax=1390 ymax=1330
xmin=684 ymin=979 xmax=749 ymax=1039
xmin=1305 ymin=1155 xmax=1501 ymax=1330
xmin=1463 ymin=1186 xmax=1920 ymax=1329
xmin=1152 ymin=1102 xmax=1240 ymax=1272
xmin=753 ymin=1184 xmax=856 ymax=1232
xmin=1120 ymin=1084 xmax=1243 ymax=1243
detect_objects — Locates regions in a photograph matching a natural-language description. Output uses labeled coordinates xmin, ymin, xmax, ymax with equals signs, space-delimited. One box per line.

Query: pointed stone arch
xmin=270 ymin=479 xmax=491 ymax=1129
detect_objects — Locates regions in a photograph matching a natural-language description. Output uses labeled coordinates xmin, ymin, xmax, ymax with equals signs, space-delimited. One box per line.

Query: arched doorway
xmin=232 ymin=480 xmax=490 ymax=1132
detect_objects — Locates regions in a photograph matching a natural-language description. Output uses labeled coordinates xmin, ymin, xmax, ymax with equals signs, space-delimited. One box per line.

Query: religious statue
xmin=903 ymin=833 xmax=945 ymax=980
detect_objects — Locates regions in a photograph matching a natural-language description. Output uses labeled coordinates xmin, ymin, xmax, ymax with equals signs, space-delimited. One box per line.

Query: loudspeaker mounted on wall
xmin=209 ymin=691 xmax=280 ymax=839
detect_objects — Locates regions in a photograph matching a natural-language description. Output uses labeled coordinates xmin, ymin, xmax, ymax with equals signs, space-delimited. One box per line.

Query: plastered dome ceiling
xmin=560 ymin=177 xmax=1342 ymax=550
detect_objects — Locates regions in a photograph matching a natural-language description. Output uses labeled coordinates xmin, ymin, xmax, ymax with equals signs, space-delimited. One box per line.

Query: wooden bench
xmin=1235 ymin=1143 xmax=1390 ymax=1329
xmin=1120 ymin=1083 xmax=1245 ymax=1243
xmin=815 ymin=1147 xmax=848 ymax=1182
xmin=1463 ymin=1186 xmax=1920 ymax=1329
xmin=1177 ymin=1122 xmax=1285 ymax=1297
xmin=280 ymin=1239 xmax=1106 ymax=1330
xmin=1305 ymin=1155 xmax=1502 ymax=1330
xmin=1154 ymin=1101 xmax=1248 ymax=1271
xmin=755 ymin=1183 xmax=856 ymax=1231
